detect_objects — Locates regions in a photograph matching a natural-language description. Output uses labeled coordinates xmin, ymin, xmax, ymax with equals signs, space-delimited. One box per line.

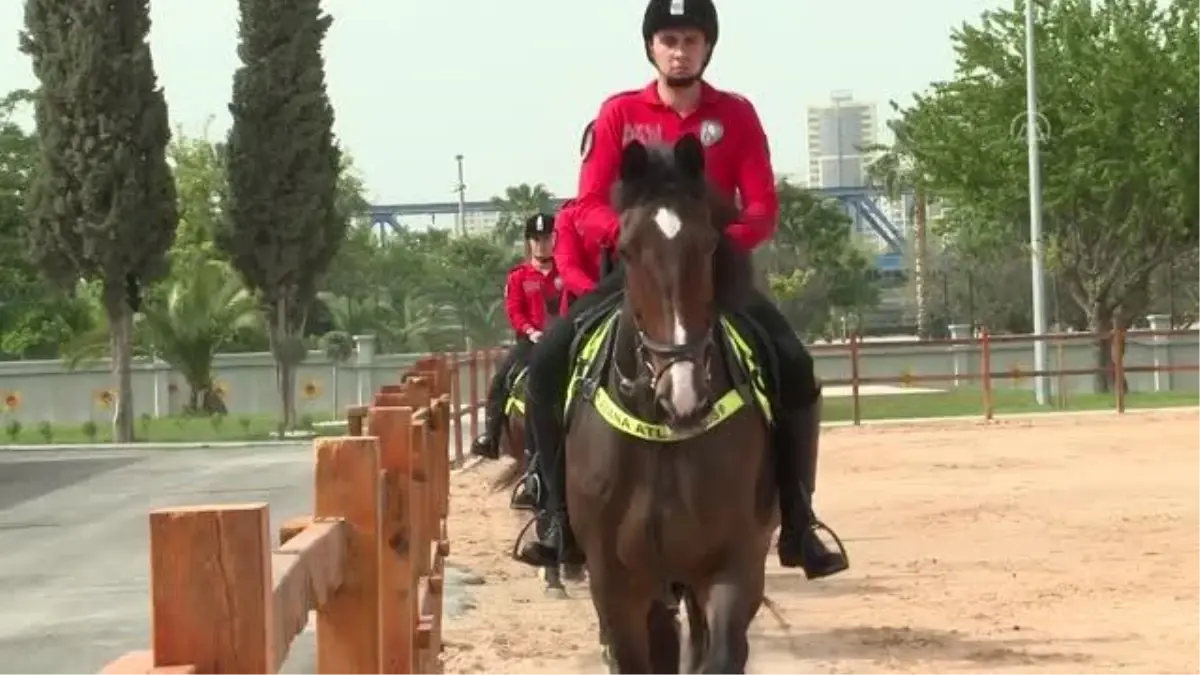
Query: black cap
xmin=525 ymin=213 xmax=554 ymax=239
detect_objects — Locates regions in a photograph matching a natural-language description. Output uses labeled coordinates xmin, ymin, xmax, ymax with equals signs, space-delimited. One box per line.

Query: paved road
xmin=0 ymin=445 xmax=323 ymax=674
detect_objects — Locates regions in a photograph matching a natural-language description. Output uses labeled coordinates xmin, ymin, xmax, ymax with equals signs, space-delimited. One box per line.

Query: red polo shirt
xmin=504 ymin=261 xmax=560 ymax=336
xmin=568 ymin=80 xmax=779 ymax=280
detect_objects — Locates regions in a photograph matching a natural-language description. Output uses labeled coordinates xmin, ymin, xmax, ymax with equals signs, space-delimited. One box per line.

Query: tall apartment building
xmin=805 ymin=91 xmax=878 ymax=189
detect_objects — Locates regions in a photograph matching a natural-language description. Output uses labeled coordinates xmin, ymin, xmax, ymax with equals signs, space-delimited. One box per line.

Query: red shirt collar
xmin=639 ymin=79 xmax=720 ymax=108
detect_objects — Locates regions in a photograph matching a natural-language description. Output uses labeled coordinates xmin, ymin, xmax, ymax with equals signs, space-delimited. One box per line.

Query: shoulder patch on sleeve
xmin=580 ymin=120 xmax=596 ymax=160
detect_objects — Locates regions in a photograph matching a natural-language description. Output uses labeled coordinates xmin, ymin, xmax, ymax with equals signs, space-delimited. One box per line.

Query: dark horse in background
xmin=490 ymin=369 xmax=586 ymax=596
xmin=565 ymin=135 xmax=778 ymax=673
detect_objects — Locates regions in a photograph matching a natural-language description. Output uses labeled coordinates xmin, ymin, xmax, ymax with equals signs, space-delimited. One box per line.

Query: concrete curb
xmin=0 ymin=440 xmax=311 ymax=452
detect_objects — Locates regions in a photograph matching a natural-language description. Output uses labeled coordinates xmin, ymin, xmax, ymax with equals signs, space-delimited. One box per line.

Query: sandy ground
xmin=440 ymin=409 xmax=1200 ymax=674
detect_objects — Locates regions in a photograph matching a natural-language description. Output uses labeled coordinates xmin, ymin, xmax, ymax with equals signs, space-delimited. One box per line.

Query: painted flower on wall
xmin=94 ymin=389 xmax=115 ymax=409
xmin=1010 ymin=364 xmax=1027 ymax=384
xmin=2 ymin=391 xmax=20 ymax=411
xmin=301 ymin=379 xmax=322 ymax=400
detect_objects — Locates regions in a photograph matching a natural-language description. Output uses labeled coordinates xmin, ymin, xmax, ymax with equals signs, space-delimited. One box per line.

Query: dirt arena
xmin=441 ymin=409 xmax=1199 ymax=674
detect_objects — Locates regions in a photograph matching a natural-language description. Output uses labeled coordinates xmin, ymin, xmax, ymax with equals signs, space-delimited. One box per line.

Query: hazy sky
xmin=1 ymin=0 xmax=1007 ymax=205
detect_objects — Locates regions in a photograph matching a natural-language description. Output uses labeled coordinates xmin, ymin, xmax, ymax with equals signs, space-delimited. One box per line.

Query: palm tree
xmin=316 ymin=289 xmax=453 ymax=353
xmin=319 ymin=330 xmax=354 ymax=416
xmin=490 ymin=183 xmax=555 ymax=246
xmin=864 ymin=130 xmax=933 ymax=339
xmin=63 ymin=259 xmax=262 ymax=413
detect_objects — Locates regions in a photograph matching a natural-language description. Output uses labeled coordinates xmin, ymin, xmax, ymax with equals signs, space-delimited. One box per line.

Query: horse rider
xmin=514 ymin=0 xmax=850 ymax=581
xmin=551 ymin=197 xmax=595 ymax=313
xmin=469 ymin=213 xmax=561 ymax=462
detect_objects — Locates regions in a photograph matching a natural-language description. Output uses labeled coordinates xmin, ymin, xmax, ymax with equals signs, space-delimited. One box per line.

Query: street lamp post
xmin=454 ymin=154 xmax=466 ymax=237
xmin=1024 ymin=0 xmax=1051 ymax=405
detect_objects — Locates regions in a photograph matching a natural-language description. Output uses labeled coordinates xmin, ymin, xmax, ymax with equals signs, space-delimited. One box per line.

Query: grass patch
xmin=823 ymin=388 xmax=1197 ymax=423
xmin=0 ymin=411 xmax=339 ymax=446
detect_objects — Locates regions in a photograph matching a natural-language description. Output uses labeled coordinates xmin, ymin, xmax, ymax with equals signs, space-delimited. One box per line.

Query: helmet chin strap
xmin=649 ymin=43 xmax=712 ymax=90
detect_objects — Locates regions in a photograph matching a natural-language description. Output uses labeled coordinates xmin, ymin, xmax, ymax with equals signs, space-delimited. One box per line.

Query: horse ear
xmin=620 ymin=141 xmax=650 ymax=183
xmin=674 ymin=134 xmax=705 ymax=181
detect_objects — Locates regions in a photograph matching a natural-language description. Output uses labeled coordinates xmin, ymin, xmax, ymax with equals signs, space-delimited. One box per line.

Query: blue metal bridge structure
xmin=369 ymin=185 xmax=910 ymax=272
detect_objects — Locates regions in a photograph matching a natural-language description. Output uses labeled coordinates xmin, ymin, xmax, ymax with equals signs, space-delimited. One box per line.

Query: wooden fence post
xmin=369 ymin=405 xmax=417 ymax=674
xmin=314 ymin=436 xmax=383 ymax=674
xmin=148 ymin=503 xmax=273 ymax=673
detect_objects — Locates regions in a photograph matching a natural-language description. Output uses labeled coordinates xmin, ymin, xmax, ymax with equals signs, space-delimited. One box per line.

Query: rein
xmin=612 ymin=298 xmax=716 ymax=410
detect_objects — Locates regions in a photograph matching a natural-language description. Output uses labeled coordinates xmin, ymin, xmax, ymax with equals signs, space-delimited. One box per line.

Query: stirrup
xmin=509 ymin=469 xmax=540 ymax=511
xmin=512 ymin=513 xmax=558 ymax=567
xmin=811 ymin=517 xmax=849 ymax=560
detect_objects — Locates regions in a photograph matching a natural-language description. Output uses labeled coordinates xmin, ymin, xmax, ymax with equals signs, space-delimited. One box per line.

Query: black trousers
xmin=484 ymin=336 xmax=535 ymax=436
xmin=739 ymin=288 xmax=822 ymax=412
xmin=524 ymin=271 xmax=626 ymax=510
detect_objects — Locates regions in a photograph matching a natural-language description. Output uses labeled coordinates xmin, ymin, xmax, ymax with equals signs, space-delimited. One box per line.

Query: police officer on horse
xmin=507 ymin=0 xmax=850 ymax=583
xmin=470 ymin=213 xmax=561 ymax=461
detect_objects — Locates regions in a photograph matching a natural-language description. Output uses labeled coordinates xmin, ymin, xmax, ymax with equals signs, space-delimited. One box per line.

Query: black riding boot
xmin=510 ymin=446 xmax=539 ymax=510
xmin=470 ymin=389 xmax=508 ymax=460
xmin=514 ymin=406 xmax=585 ymax=568
xmin=776 ymin=395 xmax=850 ymax=579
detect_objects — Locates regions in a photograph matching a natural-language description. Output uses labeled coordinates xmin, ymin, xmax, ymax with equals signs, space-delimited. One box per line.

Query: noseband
xmin=617 ymin=313 xmax=715 ymax=400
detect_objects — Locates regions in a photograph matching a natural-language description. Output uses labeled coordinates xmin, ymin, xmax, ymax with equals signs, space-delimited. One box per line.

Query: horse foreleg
xmin=534 ymin=511 xmax=569 ymax=598
xmin=681 ymin=586 xmax=710 ymax=674
xmin=699 ymin=568 xmax=765 ymax=674
xmin=647 ymin=598 xmax=681 ymax=674
xmin=542 ymin=564 xmax=567 ymax=598
xmin=588 ymin=565 xmax=656 ymax=673
xmin=562 ymin=562 xmax=586 ymax=582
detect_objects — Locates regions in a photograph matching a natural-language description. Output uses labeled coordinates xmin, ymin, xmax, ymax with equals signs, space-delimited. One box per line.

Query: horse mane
xmin=610 ymin=143 xmax=754 ymax=311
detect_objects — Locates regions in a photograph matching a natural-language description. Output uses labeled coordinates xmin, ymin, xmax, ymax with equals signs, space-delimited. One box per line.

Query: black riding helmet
xmin=641 ymin=0 xmax=719 ymax=72
xmin=524 ymin=213 xmax=554 ymax=240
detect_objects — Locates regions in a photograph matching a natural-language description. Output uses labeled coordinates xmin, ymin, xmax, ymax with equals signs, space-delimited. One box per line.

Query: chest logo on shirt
xmin=699 ymin=119 xmax=724 ymax=147
xmin=622 ymin=123 xmax=664 ymax=146
xmin=554 ymin=276 xmax=563 ymax=290
xmin=522 ymin=280 xmax=540 ymax=294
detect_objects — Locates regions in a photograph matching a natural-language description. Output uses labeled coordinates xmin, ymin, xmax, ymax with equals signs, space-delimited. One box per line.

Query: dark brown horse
xmin=491 ymin=369 xmax=586 ymax=596
xmin=566 ymin=134 xmax=778 ymax=673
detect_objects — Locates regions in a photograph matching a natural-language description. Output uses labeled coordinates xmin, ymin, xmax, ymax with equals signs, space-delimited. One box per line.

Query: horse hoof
xmin=544 ymin=586 xmax=568 ymax=599
xmin=600 ymin=644 xmax=617 ymax=673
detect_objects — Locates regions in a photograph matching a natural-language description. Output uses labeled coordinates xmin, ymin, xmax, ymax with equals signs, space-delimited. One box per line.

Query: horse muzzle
xmin=641 ymin=331 xmax=715 ymax=428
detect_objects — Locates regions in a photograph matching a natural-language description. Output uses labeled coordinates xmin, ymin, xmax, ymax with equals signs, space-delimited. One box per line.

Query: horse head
xmin=612 ymin=134 xmax=743 ymax=428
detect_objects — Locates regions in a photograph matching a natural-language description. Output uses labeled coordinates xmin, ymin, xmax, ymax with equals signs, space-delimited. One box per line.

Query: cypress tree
xmin=220 ymin=0 xmax=345 ymax=430
xmin=20 ymin=0 xmax=178 ymax=441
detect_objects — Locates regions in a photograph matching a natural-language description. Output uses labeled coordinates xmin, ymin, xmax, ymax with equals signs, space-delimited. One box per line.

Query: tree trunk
xmin=106 ymin=294 xmax=135 ymax=443
xmin=271 ymin=300 xmax=297 ymax=434
xmin=914 ymin=188 xmax=929 ymax=340
xmin=1087 ymin=300 xmax=1113 ymax=394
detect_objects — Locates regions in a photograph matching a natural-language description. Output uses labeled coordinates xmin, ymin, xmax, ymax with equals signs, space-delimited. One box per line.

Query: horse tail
xmin=487 ymin=416 xmax=527 ymax=493
xmin=489 ymin=460 xmax=524 ymax=493
xmin=761 ymin=594 xmax=791 ymax=631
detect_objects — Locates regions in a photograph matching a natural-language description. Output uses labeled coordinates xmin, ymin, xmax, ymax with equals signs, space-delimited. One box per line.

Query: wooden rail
xmin=100 ymin=356 xmax=454 ymax=674
xmin=444 ymin=348 xmax=506 ymax=465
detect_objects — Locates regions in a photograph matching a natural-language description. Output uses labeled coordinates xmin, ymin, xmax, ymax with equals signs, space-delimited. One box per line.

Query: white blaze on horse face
xmin=667 ymin=312 xmax=700 ymax=416
xmin=654 ymin=207 xmax=682 ymax=240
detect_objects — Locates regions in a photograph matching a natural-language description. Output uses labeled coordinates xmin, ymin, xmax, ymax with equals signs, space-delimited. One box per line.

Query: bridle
xmin=614 ymin=297 xmax=716 ymax=404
